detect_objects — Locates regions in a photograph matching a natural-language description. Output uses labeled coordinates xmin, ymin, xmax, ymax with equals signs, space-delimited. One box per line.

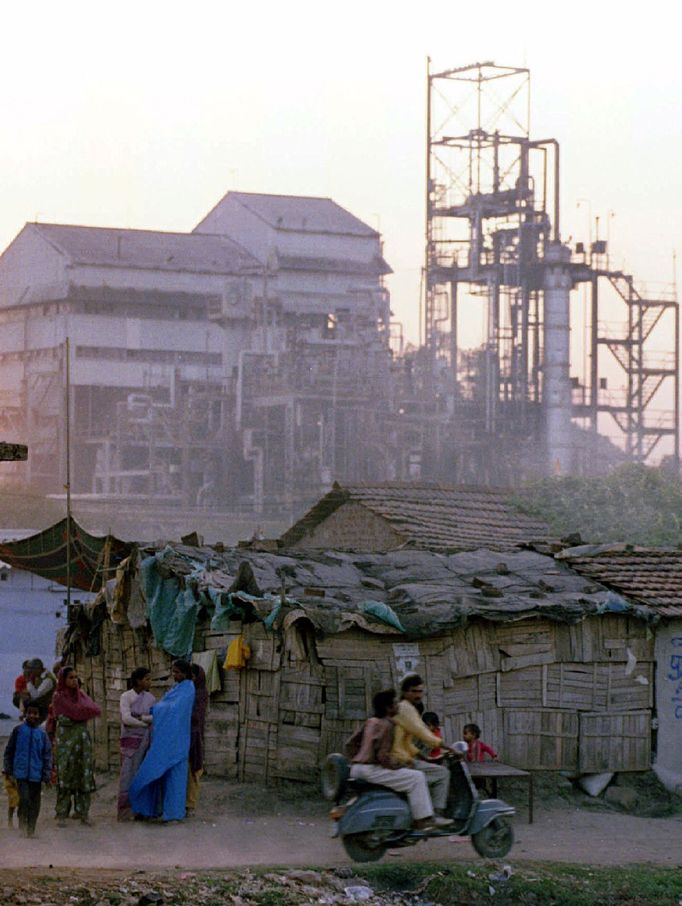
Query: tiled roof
xmin=31 ymin=223 xmax=260 ymax=275
xmin=214 ymin=192 xmax=379 ymax=237
xmin=280 ymin=481 xmax=551 ymax=553
xmin=557 ymin=543 xmax=682 ymax=616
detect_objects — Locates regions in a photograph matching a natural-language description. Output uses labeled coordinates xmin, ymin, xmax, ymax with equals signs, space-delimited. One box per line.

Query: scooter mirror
xmin=452 ymin=740 xmax=468 ymax=755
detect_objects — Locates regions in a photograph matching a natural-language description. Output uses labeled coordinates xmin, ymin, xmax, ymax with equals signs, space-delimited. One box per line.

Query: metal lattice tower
xmin=423 ymin=60 xmax=680 ymax=476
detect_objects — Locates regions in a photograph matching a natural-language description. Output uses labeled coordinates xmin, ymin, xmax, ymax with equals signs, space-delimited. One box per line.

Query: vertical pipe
xmin=450 ymin=280 xmax=458 ymax=406
xmin=553 ymin=141 xmax=561 ymax=241
xmin=590 ymin=274 xmax=599 ymax=432
xmin=65 ymin=336 xmax=72 ymax=610
xmin=675 ymin=300 xmax=680 ymax=463
xmin=424 ymin=56 xmax=431 ymax=353
xmin=626 ymin=281 xmax=634 ymax=458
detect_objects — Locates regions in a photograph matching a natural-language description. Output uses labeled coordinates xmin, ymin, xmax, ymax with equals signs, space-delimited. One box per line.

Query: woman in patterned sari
xmin=117 ymin=667 xmax=155 ymax=820
xmin=52 ymin=666 xmax=101 ymax=827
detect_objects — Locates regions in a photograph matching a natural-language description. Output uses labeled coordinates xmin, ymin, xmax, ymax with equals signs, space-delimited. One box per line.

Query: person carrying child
xmin=12 ymin=661 xmax=31 ymax=714
xmin=463 ymin=723 xmax=497 ymax=762
xmin=2 ymin=703 xmax=52 ymax=837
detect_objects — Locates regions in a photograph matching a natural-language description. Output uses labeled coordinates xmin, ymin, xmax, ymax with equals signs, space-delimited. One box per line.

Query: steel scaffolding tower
xmin=574 ymin=265 xmax=680 ymax=463
xmin=423 ymin=60 xmax=680 ymax=475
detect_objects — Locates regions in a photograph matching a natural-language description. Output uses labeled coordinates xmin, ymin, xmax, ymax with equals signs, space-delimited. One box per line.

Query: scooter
xmin=322 ymin=743 xmax=515 ymax=863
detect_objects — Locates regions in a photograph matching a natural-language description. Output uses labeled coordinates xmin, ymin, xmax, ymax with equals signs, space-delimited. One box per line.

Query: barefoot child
xmin=2 ymin=704 xmax=52 ymax=837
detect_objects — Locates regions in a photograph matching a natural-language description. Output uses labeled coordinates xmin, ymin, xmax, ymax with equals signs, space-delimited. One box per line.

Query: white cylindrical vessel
xmin=543 ymin=242 xmax=573 ymax=475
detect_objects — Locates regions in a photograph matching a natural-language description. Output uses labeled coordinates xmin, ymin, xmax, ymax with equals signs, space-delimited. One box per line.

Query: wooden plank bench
xmin=468 ymin=761 xmax=534 ymax=824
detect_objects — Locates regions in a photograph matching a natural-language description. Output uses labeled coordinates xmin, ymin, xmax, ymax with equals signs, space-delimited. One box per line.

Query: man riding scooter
xmin=327 ymin=679 xmax=515 ymax=863
xmin=391 ymin=674 xmax=453 ymax=822
xmin=347 ymin=688 xmax=452 ymax=831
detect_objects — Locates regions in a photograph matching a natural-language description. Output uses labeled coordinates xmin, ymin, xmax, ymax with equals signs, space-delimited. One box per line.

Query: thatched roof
xmin=279 ymin=482 xmax=551 ymax=553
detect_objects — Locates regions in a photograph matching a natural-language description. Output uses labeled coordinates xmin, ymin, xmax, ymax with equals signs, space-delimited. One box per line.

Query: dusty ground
xmin=1 ymin=774 xmax=681 ymax=870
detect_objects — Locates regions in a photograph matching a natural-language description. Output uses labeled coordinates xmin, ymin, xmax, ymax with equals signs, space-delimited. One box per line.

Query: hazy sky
xmin=2 ymin=1 xmax=680 ymax=346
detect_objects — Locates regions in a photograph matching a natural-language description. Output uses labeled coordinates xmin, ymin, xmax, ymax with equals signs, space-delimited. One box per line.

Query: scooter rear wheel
xmin=471 ymin=817 xmax=514 ymax=858
xmin=341 ymin=832 xmax=387 ymax=863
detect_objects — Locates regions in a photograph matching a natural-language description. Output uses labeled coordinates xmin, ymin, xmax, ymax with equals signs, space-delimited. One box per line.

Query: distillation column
xmin=543 ymin=242 xmax=573 ymax=474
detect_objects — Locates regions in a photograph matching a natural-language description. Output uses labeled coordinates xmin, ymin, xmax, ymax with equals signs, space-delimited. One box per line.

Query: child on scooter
xmin=422 ymin=712 xmax=443 ymax=762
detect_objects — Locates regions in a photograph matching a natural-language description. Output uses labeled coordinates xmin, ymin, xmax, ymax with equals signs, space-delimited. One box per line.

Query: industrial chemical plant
xmin=0 ymin=62 xmax=677 ymax=539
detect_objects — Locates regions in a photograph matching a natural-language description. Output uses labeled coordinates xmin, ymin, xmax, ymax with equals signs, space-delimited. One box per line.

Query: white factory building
xmin=0 ymin=192 xmax=393 ymax=533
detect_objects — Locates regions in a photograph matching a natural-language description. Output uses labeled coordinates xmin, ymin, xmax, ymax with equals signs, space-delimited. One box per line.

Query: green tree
xmin=514 ymin=464 xmax=682 ymax=546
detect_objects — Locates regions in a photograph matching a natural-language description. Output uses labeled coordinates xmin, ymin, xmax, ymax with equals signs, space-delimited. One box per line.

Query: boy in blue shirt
xmin=2 ymin=704 xmax=52 ymax=837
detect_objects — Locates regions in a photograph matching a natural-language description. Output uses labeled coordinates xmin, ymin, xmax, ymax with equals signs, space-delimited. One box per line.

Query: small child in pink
xmin=463 ymin=723 xmax=497 ymax=762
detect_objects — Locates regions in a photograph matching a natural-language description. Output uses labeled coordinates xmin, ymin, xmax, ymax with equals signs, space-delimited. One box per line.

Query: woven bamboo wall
xmin=72 ymin=612 xmax=654 ymax=780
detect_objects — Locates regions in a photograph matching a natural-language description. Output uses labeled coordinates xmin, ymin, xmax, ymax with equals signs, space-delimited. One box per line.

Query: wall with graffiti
xmin=654 ymin=622 xmax=682 ymax=793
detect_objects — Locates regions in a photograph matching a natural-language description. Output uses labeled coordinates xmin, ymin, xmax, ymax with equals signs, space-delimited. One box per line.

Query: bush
xmin=514 ymin=464 xmax=682 ymax=546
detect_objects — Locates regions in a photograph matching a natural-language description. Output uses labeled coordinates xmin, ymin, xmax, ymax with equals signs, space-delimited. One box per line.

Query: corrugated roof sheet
xmin=280 ymin=481 xmax=551 ymax=553
xmin=224 ymin=192 xmax=379 ymax=237
xmin=557 ymin=543 xmax=682 ymax=617
xmin=31 ymin=223 xmax=260 ymax=275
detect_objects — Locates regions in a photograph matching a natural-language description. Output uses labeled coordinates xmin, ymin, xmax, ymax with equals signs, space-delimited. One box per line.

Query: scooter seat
xmin=347 ymin=779 xmax=407 ymax=797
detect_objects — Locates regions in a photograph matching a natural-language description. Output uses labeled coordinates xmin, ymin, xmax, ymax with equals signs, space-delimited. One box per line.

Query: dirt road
xmin=1 ymin=777 xmax=681 ymax=869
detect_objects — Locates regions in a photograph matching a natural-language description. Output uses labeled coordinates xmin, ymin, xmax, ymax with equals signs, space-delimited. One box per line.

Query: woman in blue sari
xmin=129 ymin=659 xmax=195 ymax=822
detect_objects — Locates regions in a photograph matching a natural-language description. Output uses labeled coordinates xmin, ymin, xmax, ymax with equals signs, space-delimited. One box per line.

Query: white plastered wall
xmin=654 ymin=620 xmax=682 ymax=792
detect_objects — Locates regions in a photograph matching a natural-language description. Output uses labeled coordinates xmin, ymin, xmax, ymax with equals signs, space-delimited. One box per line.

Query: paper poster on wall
xmin=393 ymin=642 xmax=420 ymax=678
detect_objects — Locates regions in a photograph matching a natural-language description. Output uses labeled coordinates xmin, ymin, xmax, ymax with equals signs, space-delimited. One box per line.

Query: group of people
xmin=3 ymin=662 xmax=101 ymax=836
xmin=346 ymin=674 xmax=497 ymax=830
xmin=2 ymin=655 xmax=208 ymax=837
xmin=118 ymin=659 xmax=208 ymax=824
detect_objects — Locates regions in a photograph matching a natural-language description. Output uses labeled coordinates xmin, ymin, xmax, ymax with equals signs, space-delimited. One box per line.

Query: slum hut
xmin=279 ymin=482 xmax=551 ymax=553
xmin=61 ymin=543 xmax=659 ymax=784
xmin=555 ymin=543 xmax=682 ymax=793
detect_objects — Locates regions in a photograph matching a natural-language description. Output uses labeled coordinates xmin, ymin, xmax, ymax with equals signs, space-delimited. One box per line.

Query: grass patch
xmin=360 ymin=861 xmax=682 ymax=905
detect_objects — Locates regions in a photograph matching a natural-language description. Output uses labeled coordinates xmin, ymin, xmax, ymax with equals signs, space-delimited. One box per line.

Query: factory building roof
xmin=277 ymin=252 xmax=392 ymax=275
xmin=556 ymin=543 xmax=682 ymax=617
xmin=204 ymin=192 xmax=380 ymax=238
xmin=279 ymin=481 xmax=551 ymax=553
xmin=29 ymin=223 xmax=260 ymax=275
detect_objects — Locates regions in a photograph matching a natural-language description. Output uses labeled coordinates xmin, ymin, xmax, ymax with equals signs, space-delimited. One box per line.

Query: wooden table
xmin=468 ymin=761 xmax=534 ymax=824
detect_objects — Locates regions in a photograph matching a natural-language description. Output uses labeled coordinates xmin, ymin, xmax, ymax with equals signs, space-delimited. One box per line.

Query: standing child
xmin=463 ymin=723 xmax=497 ymax=762
xmin=2 ymin=704 xmax=52 ymax=837
xmin=422 ymin=712 xmax=444 ymax=761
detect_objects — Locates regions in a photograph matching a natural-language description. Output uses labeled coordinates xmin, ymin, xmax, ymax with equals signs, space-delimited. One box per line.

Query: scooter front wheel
xmin=471 ymin=817 xmax=514 ymax=859
xmin=341 ymin=832 xmax=388 ymax=863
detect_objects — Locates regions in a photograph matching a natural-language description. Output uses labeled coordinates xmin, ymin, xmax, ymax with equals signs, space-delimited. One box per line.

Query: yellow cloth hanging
xmin=223 ymin=636 xmax=251 ymax=670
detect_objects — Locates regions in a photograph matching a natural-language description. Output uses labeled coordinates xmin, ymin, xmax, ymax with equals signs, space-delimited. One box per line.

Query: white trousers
xmin=350 ymin=763 xmax=433 ymax=820
xmin=413 ymin=760 xmax=449 ymax=811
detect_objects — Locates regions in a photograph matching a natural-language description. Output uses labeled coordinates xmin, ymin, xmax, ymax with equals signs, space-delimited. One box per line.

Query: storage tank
xmin=543 ymin=242 xmax=573 ymax=474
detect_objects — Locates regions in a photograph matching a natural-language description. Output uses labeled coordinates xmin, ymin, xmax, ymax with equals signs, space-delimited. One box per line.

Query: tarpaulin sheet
xmin=141 ymin=548 xmax=200 ymax=658
xmin=0 ymin=518 xmax=131 ymax=591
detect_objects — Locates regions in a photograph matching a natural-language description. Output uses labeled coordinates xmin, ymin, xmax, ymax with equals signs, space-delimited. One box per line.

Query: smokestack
xmin=543 ymin=242 xmax=573 ymax=475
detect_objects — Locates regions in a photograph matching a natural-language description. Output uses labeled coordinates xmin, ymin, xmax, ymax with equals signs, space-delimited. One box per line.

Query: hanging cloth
xmin=192 ymin=650 xmax=221 ymax=694
xmin=223 ymin=636 xmax=251 ymax=671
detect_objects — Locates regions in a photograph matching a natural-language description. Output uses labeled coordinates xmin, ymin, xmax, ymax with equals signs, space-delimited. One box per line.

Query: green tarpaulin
xmin=0 ymin=518 xmax=131 ymax=591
